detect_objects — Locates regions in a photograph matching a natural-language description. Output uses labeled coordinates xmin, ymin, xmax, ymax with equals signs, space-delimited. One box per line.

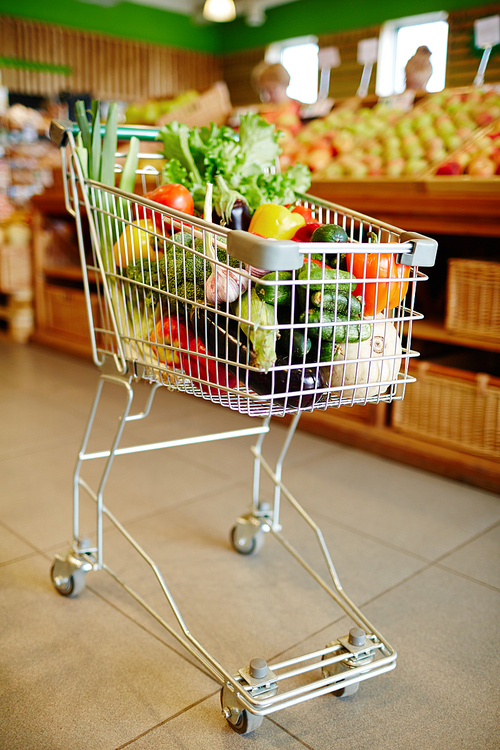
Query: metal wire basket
xmin=51 ymin=120 xmax=437 ymax=419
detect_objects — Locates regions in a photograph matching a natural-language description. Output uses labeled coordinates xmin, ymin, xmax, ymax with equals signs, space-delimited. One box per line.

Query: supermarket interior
xmin=0 ymin=0 xmax=499 ymax=748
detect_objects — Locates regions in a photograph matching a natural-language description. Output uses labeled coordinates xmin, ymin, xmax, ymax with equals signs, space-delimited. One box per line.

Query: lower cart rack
xmin=48 ymin=120 xmax=435 ymax=734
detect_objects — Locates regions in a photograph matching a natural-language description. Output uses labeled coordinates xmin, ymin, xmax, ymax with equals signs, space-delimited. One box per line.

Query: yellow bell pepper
xmin=113 ymin=219 xmax=156 ymax=267
xmin=248 ymin=204 xmax=305 ymax=240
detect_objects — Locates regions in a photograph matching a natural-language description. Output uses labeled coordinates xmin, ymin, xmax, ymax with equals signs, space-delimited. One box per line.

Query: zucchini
xmin=299 ymin=308 xmax=372 ymax=344
xmin=255 ymin=271 xmax=293 ymax=307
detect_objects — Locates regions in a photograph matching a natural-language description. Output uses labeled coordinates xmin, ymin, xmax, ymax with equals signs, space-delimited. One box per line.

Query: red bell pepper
xmin=346 ymin=252 xmax=410 ymax=315
xmin=292 ymin=221 xmax=322 ymax=242
xmin=152 ymin=316 xmax=238 ymax=396
xmin=291 ymin=205 xmax=315 ymax=223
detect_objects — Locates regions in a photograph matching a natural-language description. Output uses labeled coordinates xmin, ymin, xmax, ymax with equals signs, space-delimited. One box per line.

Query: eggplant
xmin=192 ymin=307 xmax=325 ymax=409
xmin=212 ymin=200 xmax=252 ymax=231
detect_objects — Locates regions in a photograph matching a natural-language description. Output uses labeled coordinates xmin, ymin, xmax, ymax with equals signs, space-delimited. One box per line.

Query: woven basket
xmin=156 ymin=82 xmax=232 ymax=128
xmin=392 ymin=361 xmax=500 ymax=458
xmin=446 ymin=258 xmax=500 ymax=341
xmin=0 ymin=243 xmax=32 ymax=293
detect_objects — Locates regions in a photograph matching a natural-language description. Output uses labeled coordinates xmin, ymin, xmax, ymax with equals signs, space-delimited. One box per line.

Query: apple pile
xmin=434 ymin=129 xmax=500 ymax=177
xmin=278 ymin=88 xmax=500 ymax=180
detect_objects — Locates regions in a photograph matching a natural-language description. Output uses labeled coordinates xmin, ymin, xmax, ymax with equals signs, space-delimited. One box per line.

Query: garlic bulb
xmin=245 ymin=263 xmax=268 ymax=279
xmin=206 ymin=266 xmax=248 ymax=306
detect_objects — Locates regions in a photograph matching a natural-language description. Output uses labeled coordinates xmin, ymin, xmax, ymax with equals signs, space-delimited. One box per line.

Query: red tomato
xmin=148 ymin=184 xmax=194 ymax=215
xmin=291 ymin=205 xmax=315 ymax=223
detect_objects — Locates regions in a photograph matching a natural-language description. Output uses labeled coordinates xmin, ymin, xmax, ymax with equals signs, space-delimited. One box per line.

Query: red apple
xmin=466 ymin=157 xmax=496 ymax=177
xmin=436 ymin=161 xmax=462 ymax=175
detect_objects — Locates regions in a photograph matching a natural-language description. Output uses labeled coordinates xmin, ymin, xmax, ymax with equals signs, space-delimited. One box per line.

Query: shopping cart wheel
xmin=230 ymin=524 xmax=264 ymax=556
xmin=322 ymin=629 xmax=374 ymax=697
xmin=220 ymin=686 xmax=263 ymax=735
xmin=50 ymin=563 xmax=86 ymax=598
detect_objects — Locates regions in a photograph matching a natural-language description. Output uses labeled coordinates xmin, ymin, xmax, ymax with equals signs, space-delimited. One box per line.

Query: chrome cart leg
xmin=51 ymin=371 xmax=137 ymax=596
xmin=230 ymin=413 xmax=301 ymax=556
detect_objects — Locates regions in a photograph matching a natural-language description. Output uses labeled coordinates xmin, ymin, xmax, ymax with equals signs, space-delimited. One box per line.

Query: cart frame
xmin=49 ymin=120 xmax=437 ymax=734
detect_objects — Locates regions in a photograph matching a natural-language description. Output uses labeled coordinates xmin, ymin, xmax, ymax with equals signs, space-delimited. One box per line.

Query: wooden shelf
xmin=309 ymin=182 xmax=500 ymax=237
xmin=42 ymin=264 xmax=98 ymax=283
xmin=411 ymin=319 xmax=500 ymax=354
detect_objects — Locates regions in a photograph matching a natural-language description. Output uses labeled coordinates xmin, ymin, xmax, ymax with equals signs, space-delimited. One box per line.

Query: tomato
xmin=346 ymin=252 xmax=410 ymax=315
xmin=143 ymin=184 xmax=194 ymax=234
xmin=148 ymin=184 xmax=194 ymax=215
xmin=291 ymin=205 xmax=315 ymax=223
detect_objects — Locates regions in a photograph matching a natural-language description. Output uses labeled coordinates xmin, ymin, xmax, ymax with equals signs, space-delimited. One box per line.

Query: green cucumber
xmin=299 ymin=308 xmax=372 ymax=344
xmin=256 ymin=271 xmax=293 ymax=306
xmin=277 ymin=327 xmax=312 ymax=360
xmin=311 ymin=290 xmax=362 ymax=317
xmin=298 ymin=263 xmax=353 ymax=293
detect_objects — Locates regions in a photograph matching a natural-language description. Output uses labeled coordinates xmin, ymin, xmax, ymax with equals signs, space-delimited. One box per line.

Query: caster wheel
xmin=230 ymin=525 xmax=264 ymax=556
xmin=321 ymin=654 xmax=359 ymax=697
xmin=50 ymin=563 xmax=86 ymax=598
xmin=220 ymin=686 xmax=263 ymax=735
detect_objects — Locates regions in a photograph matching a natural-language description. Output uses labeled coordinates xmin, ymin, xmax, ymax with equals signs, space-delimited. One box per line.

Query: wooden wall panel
xmin=446 ymin=3 xmax=500 ymax=88
xmin=0 ymin=15 xmax=223 ymax=102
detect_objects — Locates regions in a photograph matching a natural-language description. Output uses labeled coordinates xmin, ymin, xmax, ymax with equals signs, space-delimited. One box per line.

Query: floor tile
xmin=0 ymin=555 xmax=217 ymax=750
xmin=0 ymin=522 xmax=36 ymax=564
xmin=81 ymin=485 xmax=425 ymax=676
xmin=438 ymin=522 xmax=500 ymax=589
xmin=125 ymin=693 xmax=310 ymax=749
xmin=284 ymin=448 xmax=500 ymax=559
xmin=0 ymin=431 xmax=233 ymax=550
xmin=271 ymin=565 xmax=500 ymax=750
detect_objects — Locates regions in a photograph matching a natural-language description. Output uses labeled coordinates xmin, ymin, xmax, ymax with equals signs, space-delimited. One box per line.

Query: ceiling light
xmin=246 ymin=3 xmax=266 ymax=26
xmin=203 ymin=0 xmax=236 ymax=22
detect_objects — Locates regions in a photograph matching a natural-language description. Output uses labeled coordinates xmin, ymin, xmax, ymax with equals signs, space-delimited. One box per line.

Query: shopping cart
xmin=48 ymin=120 xmax=437 ymax=735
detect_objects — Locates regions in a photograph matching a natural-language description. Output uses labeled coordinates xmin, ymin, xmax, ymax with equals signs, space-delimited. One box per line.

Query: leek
xmin=75 ymin=133 xmax=88 ymax=179
xmin=119 ymin=136 xmax=140 ymax=194
xmin=100 ymin=102 xmax=118 ymax=188
xmin=90 ymin=100 xmax=101 ymax=181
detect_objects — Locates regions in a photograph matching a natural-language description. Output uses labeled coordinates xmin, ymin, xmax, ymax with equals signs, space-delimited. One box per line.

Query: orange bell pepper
xmin=346 ymin=252 xmax=410 ymax=315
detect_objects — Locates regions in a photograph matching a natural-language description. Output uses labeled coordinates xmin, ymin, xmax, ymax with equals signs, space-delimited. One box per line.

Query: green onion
xmin=74 ymin=100 xmax=91 ymax=155
xmin=90 ymin=100 xmax=101 ymax=181
xmin=75 ymin=132 xmax=88 ymax=179
xmin=100 ymin=102 xmax=118 ymax=187
xmin=119 ymin=135 xmax=140 ymax=194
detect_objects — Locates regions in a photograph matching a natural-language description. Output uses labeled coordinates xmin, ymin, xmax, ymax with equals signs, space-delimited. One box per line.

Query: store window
xmin=266 ymin=37 xmax=319 ymax=104
xmin=376 ymin=12 xmax=449 ymax=96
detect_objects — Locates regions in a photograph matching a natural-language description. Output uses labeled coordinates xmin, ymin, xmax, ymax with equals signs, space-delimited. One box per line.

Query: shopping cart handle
xmin=50 ymin=119 xmax=75 ymax=148
xmin=50 ymin=119 xmax=161 ymax=148
xmin=397 ymin=232 xmax=438 ymax=267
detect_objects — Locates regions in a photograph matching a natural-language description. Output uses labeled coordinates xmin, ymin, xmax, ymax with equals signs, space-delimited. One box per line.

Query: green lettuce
xmin=157 ymin=113 xmax=311 ymax=215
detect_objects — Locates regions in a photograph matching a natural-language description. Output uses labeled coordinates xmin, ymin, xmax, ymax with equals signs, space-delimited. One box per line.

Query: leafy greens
xmin=157 ymin=113 xmax=311 ymax=217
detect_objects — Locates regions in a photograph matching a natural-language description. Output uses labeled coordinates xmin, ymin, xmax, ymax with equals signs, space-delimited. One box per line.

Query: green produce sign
xmin=0 ymin=56 xmax=72 ymax=75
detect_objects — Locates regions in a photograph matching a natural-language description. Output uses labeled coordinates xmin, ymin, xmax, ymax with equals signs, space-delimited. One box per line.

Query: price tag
xmin=318 ymin=46 xmax=341 ymax=69
xmin=357 ymin=38 xmax=379 ymax=66
xmin=474 ymin=15 xmax=500 ymax=49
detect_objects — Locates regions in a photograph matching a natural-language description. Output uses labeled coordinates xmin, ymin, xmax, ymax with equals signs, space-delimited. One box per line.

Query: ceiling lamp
xmin=203 ymin=0 xmax=236 ymax=22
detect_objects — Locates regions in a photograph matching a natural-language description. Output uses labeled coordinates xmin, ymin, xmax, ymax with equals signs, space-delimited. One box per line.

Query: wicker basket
xmin=156 ymin=82 xmax=232 ymax=128
xmin=0 ymin=243 xmax=32 ymax=293
xmin=446 ymin=258 xmax=500 ymax=341
xmin=392 ymin=361 xmax=500 ymax=458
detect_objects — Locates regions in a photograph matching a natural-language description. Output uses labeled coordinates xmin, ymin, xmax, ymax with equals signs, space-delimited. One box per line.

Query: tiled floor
xmin=1 ymin=339 xmax=499 ymax=750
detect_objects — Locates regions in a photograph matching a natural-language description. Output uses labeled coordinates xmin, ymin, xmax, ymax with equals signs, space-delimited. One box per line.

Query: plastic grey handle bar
xmin=50 ymin=119 xmax=160 ymax=148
